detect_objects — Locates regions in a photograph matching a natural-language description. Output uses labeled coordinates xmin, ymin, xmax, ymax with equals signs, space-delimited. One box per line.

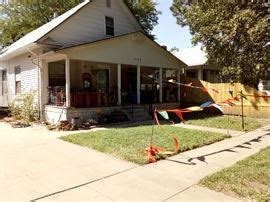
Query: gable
xmin=58 ymin=32 xmax=186 ymax=69
xmin=0 ymin=0 xmax=142 ymax=60
xmin=39 ymin=0 xmax=143 ymax=47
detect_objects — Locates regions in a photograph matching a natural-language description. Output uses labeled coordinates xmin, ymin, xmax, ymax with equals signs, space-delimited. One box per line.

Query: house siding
xmin=40 ymin=0 xmax=142 ymax=47
xmin=0 ymin=53 xmax=39 ymax=107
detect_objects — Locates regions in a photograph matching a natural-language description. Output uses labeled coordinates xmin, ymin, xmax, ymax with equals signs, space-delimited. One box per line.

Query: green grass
xmin=61 ymin=125 xmax=229 ymax=164
xmin=184 ymin=114 xmax=270 ymax=131
xmin=200 ymin=146 xmax=270 ymax=201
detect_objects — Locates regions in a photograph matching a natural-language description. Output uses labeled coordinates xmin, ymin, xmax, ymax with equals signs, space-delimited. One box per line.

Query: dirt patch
xmin=0 ymin=108 xmax=9 ymax=121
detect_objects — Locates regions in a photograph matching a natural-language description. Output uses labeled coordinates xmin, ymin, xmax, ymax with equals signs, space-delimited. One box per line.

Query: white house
xmin=258 ymin=71 xmax=270 ymax=95
xmin=0 ymin=0 xmax=186 ymax=123
xmin=173 ymin=47 xmax=221 ymax=83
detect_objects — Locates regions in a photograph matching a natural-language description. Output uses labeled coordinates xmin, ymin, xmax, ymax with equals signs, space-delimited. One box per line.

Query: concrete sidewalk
xmin=0 ymin=122 xmax=269 ymax=201
xmin=37 ymin=125 xmax=270 ymax=201
xmin=0 ymin=122 xmax=137 ymax=202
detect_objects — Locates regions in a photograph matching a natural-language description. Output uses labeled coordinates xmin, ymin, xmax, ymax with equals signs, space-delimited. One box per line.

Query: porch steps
xmin=122 ymin=105 xmax=152 ymax=122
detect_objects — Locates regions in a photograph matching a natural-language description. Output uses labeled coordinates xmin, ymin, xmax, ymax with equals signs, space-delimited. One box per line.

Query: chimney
xmin=162 ymin=45 xmax=167 ymax=50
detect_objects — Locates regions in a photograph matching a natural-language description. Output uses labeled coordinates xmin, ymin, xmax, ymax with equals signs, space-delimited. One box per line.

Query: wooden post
xmin=159 ymin=67 xmax=163 ymax=103
xmin=241 ymin=90 xmax=245 ymax=130
xmin=117 ymin=64 xmax=121 ymax=106
xmin=177 ymin=70 xmax=181 ymax=102
xmin=137 ymin=65 xmax=141 ymax=104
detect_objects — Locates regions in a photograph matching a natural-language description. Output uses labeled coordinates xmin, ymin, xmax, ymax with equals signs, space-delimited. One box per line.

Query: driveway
xmin=0 ymin=122 xmax=136 ymax=201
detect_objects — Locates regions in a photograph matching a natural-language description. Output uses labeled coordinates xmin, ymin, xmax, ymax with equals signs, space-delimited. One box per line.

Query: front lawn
xmin=61 ymin=125 xmax=229 ymax=164
xmin=200 ymin=146 xmax=270 ymax=201
xmin=184 ymin=113 xmax=270 ymax=131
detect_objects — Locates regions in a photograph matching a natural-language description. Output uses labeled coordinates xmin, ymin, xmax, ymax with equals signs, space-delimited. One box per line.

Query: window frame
xmin=2 ymin=69 xmax=7 ymax=81
xmin=15 ymin=81 xmax=21 ymax=95
xmin=14 ymin=66 xmax=21 ymax=95
xmin=105 ymin=16 xmax=114 ymax=36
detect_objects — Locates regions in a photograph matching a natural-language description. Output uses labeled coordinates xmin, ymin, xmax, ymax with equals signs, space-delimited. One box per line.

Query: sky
xmin=152 ymin=0 xmax=193 ymax=50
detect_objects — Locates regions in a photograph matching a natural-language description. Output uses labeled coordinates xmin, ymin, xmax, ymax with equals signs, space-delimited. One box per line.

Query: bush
xmin=9 ymin=91 xmax=39 ymax=122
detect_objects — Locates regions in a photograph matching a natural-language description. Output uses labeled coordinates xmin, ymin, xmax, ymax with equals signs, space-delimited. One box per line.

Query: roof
xmin=173 ymin=47 xmax=207 ymax=66
xmin=0 ymin=0 xmax=145 ymax=61
xmin=0 ymin=0 xmax=90 ymax=60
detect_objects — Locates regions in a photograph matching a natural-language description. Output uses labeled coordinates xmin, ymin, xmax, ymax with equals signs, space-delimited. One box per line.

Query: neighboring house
xmin=0 ymin=0 xmax=8 ymax=4
xmin=258 ymin=71 xmax=270 ymax=95
xmin=173 ymin=47 xmax=221 ymax=83
xmin=0 ymin=0 xmax=186 ymax=123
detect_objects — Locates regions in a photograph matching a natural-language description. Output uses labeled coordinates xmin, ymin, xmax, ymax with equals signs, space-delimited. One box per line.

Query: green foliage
xmin=0 ymin=0 xmax=159 ymax=47
xmin=184 ymin=114 xmax=269 ymax=132
xmin=125 ymin=0 xmax=160 ymax=39
xmin=61 ymin=125 xmax=228 ymax=164
xmin=9 ymin=91 xmax=38 ymax=122
xmin=171 ymin=0 xmax=269 ymax=87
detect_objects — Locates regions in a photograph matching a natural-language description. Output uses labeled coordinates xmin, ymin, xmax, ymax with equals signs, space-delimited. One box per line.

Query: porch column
xmin=159 ymin=67 xmax=163 ymax=103
xmin=207 ymin=70 xmax=211 ymax=82
xmin=0 ymin=70 xmax=2 ymax=96
xmin=117 ymin=64 xmax=121 ymax=105
xmin=177 ymin=70 xmax=181 ymax=102
xmin=41 ymin=60 xmax=49 ymax=107
xmin=198 ymin=68 xmax=203 ymax=80
xmin=65 ymin=57 xmax=71 ymax=108
xmin=137 ymin=65 xmax=141 ymax=104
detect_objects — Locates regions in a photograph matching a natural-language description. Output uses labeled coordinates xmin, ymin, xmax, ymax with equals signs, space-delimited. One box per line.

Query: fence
xmin=180 ymin=76 xmax=270 ymax=119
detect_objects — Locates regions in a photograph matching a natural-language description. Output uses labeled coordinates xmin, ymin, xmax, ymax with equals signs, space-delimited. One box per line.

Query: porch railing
xmin=48 ymin=86 xmax=117 ymax=108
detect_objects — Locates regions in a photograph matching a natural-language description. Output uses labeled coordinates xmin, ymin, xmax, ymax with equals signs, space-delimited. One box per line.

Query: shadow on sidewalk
xmin=166 ymin=133 xmax=270 ymax=166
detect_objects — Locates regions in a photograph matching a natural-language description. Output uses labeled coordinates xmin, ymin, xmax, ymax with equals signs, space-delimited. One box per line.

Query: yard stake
xmin=241 ymin=90 xmax=245 ymax=130
xmin=150 ymin=109 xmax=156 ymax=145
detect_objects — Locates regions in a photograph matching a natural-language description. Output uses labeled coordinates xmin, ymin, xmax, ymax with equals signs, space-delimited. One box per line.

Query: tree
xmin=0 ymin=0 xmax=159 ymax=47
xmin=0 ymin=0 xmax=82 ymax=47
xmin=171 ymin=0 xmax=269 ymax=87
xmin=169 ymin=46 xmax=179 ymax=52
xmin=125 ymin=0 xmax=160 ymax=39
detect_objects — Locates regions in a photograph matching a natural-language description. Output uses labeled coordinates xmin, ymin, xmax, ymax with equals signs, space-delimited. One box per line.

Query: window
xmin=16 ymin=81 xmax=21 ymax=95
xmin=2 ymin=70 xmax=7 ymax=81
xmin=15 ymin=66 xmax=21 ymax=75
xmin=97 ymin=69 xmax=109 ymax=91
xmin=105 ymin=17 xmax=114 ymax=36
xmin=106 ymin=0 xmax=111 ymax=7
xmin=15 ymin=66 xmax=21 ymax=95
xmin=1 ymin=70 xmax=8 ymax=96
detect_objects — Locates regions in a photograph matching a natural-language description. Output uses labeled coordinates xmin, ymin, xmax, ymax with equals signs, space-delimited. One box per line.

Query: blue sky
xmin=153 ymin=0 xmax=193 ymax=50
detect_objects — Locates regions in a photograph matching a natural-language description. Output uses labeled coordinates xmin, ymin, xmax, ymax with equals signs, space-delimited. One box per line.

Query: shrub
xmin=9 ymin=91 xmax=39 ymax=122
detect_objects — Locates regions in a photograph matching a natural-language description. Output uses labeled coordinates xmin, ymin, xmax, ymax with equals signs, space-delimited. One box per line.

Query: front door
xmin=121 ymin=67 xmax=137 ymax=105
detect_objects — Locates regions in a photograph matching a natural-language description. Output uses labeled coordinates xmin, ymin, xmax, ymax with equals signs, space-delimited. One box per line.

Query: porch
xmin=44 ymin=59 xmax=181 ymax=108
xmin=45 ymin=102 xmax=180 ymax=124
xmin=43 ymin=58 xmax=181 ymax=123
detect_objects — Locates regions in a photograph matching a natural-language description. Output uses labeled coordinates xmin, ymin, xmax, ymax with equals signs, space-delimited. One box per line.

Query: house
xmin=258 ymin=71 xmax=270 ymax=95
xmin=0 ymin=0 xmax=186 ymax=123
xmin=173 ymin=47 xmax=221 ymax=83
